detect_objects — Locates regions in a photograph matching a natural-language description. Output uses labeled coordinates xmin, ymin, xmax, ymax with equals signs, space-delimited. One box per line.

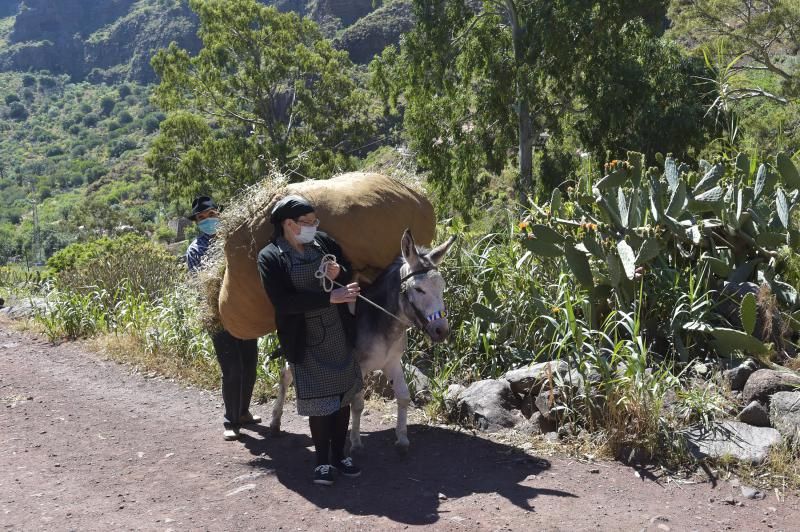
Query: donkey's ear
xmin=401 ymin=229 xmax=419 ymax=265
xmin=428 ymin=234 xmax=457 ymax=266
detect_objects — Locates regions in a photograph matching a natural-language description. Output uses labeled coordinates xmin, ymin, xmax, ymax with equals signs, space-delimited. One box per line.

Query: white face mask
xmin=296 ymin=225 xmax=317 ymax=244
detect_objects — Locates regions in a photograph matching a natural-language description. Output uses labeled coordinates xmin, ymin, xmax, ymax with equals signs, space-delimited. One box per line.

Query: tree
xmin=671 ymin=0 xmax=800 ymax=106
xmin=573 ymin=21 xmax=715 ymax=162
xmin=149 ymin=0 xmax=373 ymax=201
xmin=100 ymin=95 xmax=116 ymax=116
xmin=371 ymin=0 xmax=670 ymax=207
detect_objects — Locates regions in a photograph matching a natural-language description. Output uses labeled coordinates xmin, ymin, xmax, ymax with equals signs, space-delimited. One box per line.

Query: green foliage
xmin=369 ymin=0 xmax=713 ymax=211
xmin=0 ymin=72 xmax=169 ymax=265
xmin=49 ymin=235 xmax=181 ymax=304
xmin=149 ymin=0 xmax=375 ymax=201
xmin=520 ymin=150 xmax=800 ymax=361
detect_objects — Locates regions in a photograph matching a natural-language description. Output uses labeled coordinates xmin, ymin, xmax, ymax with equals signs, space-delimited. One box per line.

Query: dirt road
xmin=1 ymin=320 xmax=798 ymax=531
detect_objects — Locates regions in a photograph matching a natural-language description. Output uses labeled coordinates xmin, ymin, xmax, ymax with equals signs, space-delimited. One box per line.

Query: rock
xmin=769 ymin=391 xmax=800 ymax=443
xmin=684 ymin=420 xmax=781 ymax=464
xmin=741 ymin=370 xmax=800 ymax=405
xmin=738 ymin=401 xmax=771 ymax=427
xmin=723 ymin=359 xmax=758 ymax=391
xmin=454 ymin=379 xmax=521 ymax=431
xmin=0 ymin=297 xmax=46 ymax=319
xmin=444 ymin=384 xmax=464 ymax=413
xmin=740 ymin=485 xmax=765 ymax=500
xmin=516 ymin=411 xmax=557 ymax=436
xmin=535 ymin=386 xmax=566 ymax=421
xmin=503 ymin=360 xmax=570 ymax=396
xmin=404 ymin=364 xmax=431 ymax=402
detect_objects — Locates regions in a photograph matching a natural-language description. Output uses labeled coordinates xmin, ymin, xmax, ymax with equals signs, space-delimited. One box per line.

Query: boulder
xmin=722 ymin=359 xmax=758 ymax=392
xmin=684 ymin=420 xmax=781 ymax=464
xmin=453 ymin=379 xmax=521 ymax=431
xmin=503 ymin=360 xmax=569 ymax=396
xmin=741 ymin=370 xmax=800 ymax=404
xmin=769 ymin=391 xmax=800 ymax=443
xmin=737 ymin=401 xmax=771 ymax=427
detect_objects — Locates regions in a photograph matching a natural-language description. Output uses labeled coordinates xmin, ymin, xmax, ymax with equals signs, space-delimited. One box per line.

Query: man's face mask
xmin=197 ymin=217 xmax=220 ymax=235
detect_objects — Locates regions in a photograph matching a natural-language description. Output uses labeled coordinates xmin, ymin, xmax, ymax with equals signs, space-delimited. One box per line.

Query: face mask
xmin=295 ymin=225 xmax=317 ymax=244
xmin=197 ymin=217 xmax=219 ymax=235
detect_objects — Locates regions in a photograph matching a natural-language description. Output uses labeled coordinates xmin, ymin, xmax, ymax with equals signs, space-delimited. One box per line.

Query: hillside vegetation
xmin=0 ymin=72 xmax=163 ymax=264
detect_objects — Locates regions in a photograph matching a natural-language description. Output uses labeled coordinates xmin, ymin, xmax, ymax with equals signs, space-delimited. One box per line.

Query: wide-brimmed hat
xmin=187 ymin=195 xmax=217 ymax=221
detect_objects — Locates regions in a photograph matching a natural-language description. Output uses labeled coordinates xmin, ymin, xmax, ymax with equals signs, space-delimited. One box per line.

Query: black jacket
xmin=257 ymin=231 xmax=355 ymax=364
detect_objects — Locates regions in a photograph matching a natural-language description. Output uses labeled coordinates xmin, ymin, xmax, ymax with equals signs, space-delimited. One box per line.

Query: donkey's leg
xmin=349 ymin=366 xmax=368 ymax=452
xmin=270 ymin=363 xmax=293 ymax=435
xmin=384 ymin=359 xmax=411 ymax=454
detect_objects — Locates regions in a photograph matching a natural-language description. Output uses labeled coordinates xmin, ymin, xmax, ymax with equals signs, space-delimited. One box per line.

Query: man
xmin=186 ymin=195 xmax=261 ymax=441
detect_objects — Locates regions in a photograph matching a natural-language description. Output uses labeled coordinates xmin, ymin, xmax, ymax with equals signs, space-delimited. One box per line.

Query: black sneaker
xmin=334 ymin=457 xmax=361 ymax=478
xmin=313 ymin=464 xmax=335 ymax=486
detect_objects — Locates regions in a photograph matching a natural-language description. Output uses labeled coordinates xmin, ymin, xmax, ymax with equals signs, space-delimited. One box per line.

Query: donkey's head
xmin=399 ymin=229 xmax=456 ymax=343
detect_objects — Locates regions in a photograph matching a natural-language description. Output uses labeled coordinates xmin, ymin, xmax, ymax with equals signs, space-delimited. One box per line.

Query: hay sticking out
xmin=194 ymin=169 xmax=288 ymax=332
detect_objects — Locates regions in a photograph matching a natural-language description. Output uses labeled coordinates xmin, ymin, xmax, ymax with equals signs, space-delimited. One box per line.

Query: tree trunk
xmin=505 ymin=0 xmax=533 ymax=202
xmin=517 ymin=97 xmax=533 ymax=202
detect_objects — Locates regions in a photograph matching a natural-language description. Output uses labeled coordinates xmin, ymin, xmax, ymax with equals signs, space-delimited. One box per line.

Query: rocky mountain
xmin=0 ymin=0 xmax=412 ymax=83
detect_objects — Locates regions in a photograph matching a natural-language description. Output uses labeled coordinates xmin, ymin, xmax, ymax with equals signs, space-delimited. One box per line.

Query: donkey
xmin=269 ymin=229 xmax=456 ymax=454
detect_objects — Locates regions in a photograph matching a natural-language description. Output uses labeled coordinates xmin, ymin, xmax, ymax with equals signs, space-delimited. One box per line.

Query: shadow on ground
xmin=240 ymin=423 xmax=576 ymax=525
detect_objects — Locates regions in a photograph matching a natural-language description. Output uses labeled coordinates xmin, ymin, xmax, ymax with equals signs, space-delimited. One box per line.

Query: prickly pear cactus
xmin=518 ymin=150 xmax=800 ymax=359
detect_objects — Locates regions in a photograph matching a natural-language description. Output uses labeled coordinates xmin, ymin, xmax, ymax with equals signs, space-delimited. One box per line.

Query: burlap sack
xmin=219 ymin=172 xmax=436 ymax=339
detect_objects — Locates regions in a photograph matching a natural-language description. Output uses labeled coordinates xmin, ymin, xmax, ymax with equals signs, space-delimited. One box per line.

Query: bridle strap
xmin=399 ymin=267 xmax=437 ymax=284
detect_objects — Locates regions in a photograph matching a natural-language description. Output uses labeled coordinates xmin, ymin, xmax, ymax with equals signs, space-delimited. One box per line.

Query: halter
xmin=316 ymin=255 xmax=447 ymax=330
xmin=399 ymin=265 xmax=448 ymax=325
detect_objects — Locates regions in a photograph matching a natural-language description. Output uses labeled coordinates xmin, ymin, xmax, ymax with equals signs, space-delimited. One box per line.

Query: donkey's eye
xmin=414 ymin=287 xmax=426 ymax=294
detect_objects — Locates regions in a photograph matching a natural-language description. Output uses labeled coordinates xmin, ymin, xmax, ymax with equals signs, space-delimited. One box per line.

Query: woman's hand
xmin=330 ymin=282 xmax=360 ymax=304
xmin=324 ymin=261 xmax=341 ymax=281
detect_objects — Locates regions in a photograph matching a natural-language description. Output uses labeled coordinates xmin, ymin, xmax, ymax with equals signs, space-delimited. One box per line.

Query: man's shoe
xmin=334 ymin=457 xmax=361 ymax=478
xmin=239 ymin=412 xmax=262 ymax=425
xmin=313 ymin=465 xmax=335 ymax=486
xmin=222 ymin=427 xmax=240 ymax=441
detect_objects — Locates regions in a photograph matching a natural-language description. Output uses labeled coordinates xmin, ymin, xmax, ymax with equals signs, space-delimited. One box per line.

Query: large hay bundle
xmin=219 ymin=172 xmax=435 ymax=339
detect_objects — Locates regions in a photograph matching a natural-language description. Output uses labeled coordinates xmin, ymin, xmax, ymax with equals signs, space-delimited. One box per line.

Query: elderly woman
xmin=257 ymin=195 xmax=363 ymax=486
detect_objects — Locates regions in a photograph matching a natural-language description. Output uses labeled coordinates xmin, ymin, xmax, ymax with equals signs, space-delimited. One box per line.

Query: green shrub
xmin=7 ymin=102 xmax=28 ymax=120
xmin=100 ymin=95 xmax=116 ymax=116
xmin=82 ymin=113 xmax=99 ymax=127
xmin=4 ymin=94 xmax=20 ymax=105
xmin=50 ymin=234 xmax=182 ymax=301
xmin=117 ymin=110 xmax=133 ymax=124
xmin=22 ymin=74 xmax=36 ymax=87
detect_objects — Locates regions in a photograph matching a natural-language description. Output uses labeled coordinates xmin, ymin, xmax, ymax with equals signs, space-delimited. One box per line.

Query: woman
xmin=257 ymin=195 xmax=363 ymax=486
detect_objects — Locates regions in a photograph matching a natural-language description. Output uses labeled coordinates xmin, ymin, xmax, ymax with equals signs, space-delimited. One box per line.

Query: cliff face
xmin=337 ymin=1 xmax=415 ymax=64
xmin=0 ymin=0 xmax=411 ymax=83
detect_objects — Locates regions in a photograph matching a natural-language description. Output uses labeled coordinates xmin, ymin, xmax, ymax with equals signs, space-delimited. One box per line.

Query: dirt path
xmin=1 ymin=320 xmax=798 ymax=531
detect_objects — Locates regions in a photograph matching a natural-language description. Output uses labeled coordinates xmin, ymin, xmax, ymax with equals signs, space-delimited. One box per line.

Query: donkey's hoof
xmin=350 ymin=441 xmax=365 ymax=454
xmin=269 ymin=423 xmax=282 ymax=437
xmin=394 ymin=440 xmax=410 ymax=456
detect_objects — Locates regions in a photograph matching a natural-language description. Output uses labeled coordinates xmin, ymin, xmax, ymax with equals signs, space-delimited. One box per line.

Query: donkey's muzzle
xmin=426 ymin=318 xmax=450 ymax=343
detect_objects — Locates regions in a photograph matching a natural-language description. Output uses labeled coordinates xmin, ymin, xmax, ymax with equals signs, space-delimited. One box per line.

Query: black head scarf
xmin=270 ymin=195 xmax=314 ymax=223
xmin=270 ymin=195 xmax=315 ymax=235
